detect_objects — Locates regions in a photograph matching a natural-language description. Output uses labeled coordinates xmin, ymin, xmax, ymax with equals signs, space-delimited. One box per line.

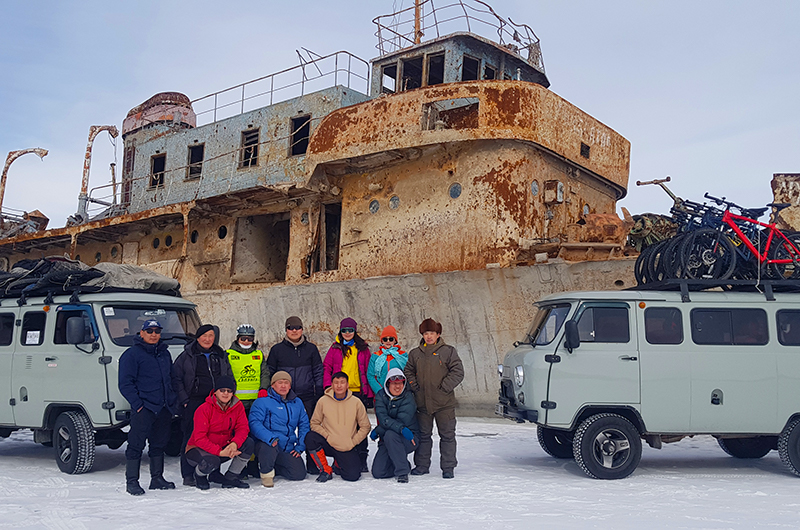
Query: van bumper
xmin=496 ymin=402 xmax=538 ymax=423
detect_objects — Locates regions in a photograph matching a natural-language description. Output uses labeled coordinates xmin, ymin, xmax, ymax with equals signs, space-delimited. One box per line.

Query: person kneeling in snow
xmin=249 ymin=371 xmax=309 ymax=487
xmin=370 ymin=368 xmax=419 ymax=483
xmin=305 ymin=371 xmax=371 ymax=482
xmin=185 ymin=375 xmax=254 ymax=490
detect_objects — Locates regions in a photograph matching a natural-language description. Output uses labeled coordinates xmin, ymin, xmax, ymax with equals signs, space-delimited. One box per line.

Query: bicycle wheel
xmin=662 ymin=235 xmax=686 ymax=279
xmin=680 ymin=228 xmax=736 ymax=281
xmin=634 ymin=245 xmax=653 ymax=285
xmin=645 ymin=240 xmax=669 ymax=283
xmin=769 ymin=232 xmax=800 ymax=280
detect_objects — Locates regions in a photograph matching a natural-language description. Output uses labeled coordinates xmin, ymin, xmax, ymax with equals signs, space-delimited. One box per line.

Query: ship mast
xmin=414 ymin=0 xmax=422 ymax=44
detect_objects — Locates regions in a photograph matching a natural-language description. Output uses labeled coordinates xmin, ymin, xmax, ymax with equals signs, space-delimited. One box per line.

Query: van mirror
xmin=66 ymin=317 xmax=87 ymax=345
xmin=564 ymin=320 xmax=580 ymax=352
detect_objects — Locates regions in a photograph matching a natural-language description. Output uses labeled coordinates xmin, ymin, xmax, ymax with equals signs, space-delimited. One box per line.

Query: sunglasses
xmin=238 ymin=336 xmax=254 ymax=342
xmin=217 ymin=388 xmax=234 ymax=394
xmin=388 ymin=376 xmax=405 ymax=382
xmin=340 ymin=328 xmax=355 ymax=334
xmin=286 ymin=326 xmax=303 ymax=331
xmin=143 ymin=329 xmax=162 ymax=334
xmin=381 ymin=337 xmax=396 ymax=343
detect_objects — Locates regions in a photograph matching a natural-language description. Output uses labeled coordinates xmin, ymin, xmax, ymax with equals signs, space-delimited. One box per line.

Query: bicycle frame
xmin=722 ymin=210 xmax=800 ymax=265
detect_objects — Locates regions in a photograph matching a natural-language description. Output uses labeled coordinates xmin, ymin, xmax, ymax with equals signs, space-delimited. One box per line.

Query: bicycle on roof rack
xmin=634 ymin=178 xmax=800 ymax=284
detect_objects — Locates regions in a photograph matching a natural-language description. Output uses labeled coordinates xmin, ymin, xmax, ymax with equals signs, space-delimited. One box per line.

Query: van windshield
xmin=524 ymin=303 xmax=571 ymax=346
xmin=101 ymin=305 xmax=201 ymax=347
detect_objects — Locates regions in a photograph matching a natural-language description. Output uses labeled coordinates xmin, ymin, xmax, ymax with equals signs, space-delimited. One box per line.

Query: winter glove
xmin=401 ymin=427 xmax=414 ymax=441
xmin=257 ymin=389 xmax=268 ymax=398
xmin=370 ymin=429 xmax=379 ymax=441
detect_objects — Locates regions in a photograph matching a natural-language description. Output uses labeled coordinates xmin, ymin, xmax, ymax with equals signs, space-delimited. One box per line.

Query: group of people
xmin=117 ymin=315 xmax=465 ymax=495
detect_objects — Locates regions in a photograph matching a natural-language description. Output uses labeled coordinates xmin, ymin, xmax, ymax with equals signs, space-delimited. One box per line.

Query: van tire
xmin=779 ymin=418 xmax=800 ymax=476
xmin=573 ymin=413 xmax=641 ymax=479
xmin=717 ymin=437 xmax=774 ymax=459
xmin=54 ymin=411 xmax=95 ymax=474
xmin=537 ymin=426 xmax=574 ymax=459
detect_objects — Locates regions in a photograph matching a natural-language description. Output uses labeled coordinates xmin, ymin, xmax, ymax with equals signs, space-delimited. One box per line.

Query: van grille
xmin=499 ymin=379 xmax=516 ymax=406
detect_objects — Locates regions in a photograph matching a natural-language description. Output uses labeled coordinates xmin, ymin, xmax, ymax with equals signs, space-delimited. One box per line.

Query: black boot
xmin=148 ymin=455 xmax=175 ymax=490
xmin=221 ymin=470 xmax=250 ymax=489
xmin=126 ymin=459 xmax=145 ymax=496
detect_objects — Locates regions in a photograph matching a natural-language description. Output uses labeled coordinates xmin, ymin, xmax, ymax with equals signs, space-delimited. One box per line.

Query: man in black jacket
xmin=118 ymin=319 xmax=177 ymax=495
xmin=172 ymin=323 xmax=233 ymax=485
xmin=262 ymin=316 xmax=323 ymax=472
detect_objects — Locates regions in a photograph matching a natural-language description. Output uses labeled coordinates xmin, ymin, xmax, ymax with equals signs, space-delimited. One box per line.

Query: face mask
xmin=238 ymin=340 xmax=253 ymax=349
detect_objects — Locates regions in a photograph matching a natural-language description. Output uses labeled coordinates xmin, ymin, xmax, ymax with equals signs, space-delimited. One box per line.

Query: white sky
xmin=0 ymin=0 xmax=798 ymax=228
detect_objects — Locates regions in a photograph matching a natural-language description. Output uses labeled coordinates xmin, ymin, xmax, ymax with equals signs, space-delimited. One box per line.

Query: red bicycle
xmin=681 ymin=194 xmax=800 ymax=280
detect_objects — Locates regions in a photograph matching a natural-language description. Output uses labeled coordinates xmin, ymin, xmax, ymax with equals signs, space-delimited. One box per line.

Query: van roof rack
xmin=629 ymin=278 xmax=800 ymax=302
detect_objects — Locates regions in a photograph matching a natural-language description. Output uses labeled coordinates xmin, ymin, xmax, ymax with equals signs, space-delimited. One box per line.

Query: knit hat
xmin=340 ymin=317 xmax=357 ymax=332
xmin=271 ymin=370 xmax=292 ymax=385
xmin=285 ymin=316 xmax=303 ymax=329
xmin=215 ymin=375 xmax=237 ymax=392
xmin=419 ymin=318 xmax=442 ymax=335
xmin=195 ymin=324 xmax=216 ymax=339
xmin=381 ymin=325 xmax=398 ymax=340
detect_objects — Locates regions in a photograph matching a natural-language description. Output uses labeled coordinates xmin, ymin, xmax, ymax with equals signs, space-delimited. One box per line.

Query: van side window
xmin=777 ymin=310 xmax=800 ymax=345
xmin=577 ymin=306 xmax=630 ymax=343
xmin=0 ymin=313 xmax=14 ymax=346
xmin=54 ymin=310 xmax=95 ymax=344
xmin=691 ymin=308 xmax=768 ymax=345
xmin=21 ymin=312 xmax=46 ymax=346
xmin=645 ymin=307 xmax=683 ymax=344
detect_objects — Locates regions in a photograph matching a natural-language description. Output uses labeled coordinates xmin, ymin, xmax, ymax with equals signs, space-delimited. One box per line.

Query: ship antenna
xmin=414 ymin=0 xmax=422 ymax=44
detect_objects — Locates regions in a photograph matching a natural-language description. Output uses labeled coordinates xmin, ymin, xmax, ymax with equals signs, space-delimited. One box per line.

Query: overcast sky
xmin=0 ymin=0 xmax=797 ymax=228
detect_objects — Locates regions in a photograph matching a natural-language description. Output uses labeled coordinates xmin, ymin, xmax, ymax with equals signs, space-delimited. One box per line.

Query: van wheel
xmin=54 ymin=411 xmax=95 ymax=474
xmin=573 ymin=413 xmax=642 ymax=479
xmin=779 ymin=418 xmax=800 ymax=476
xmin=717 ymin=437 xmax=774 ymax=459
xmin=537 ymin=426 xmax=574 ymax=459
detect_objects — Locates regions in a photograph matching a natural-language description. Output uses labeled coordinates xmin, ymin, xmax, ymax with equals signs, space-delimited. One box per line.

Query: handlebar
xmin=636 ymin=176 xmax=677 ymax=201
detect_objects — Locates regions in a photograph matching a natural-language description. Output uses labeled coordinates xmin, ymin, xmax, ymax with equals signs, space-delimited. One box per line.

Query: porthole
xmin=389 ymin=195 xmax=400 ymax=209
xmin=531 ymin=180 xmax=539 ymax=196
xmin=190 ymin=230 xmax=199 ymax=244
xmin=369 ymin=200 xmax=380 ymax=214
xmin=449 ymin=183 xmax=462 ymax=199
xmin=153 ymin=238 xmax=160 ymax=249
xmin=95 ymin=252 xmax=102 ymax=263
xmin=301 ymin=212 xmax=309 ymax=225
xmin=218 ymin=225 xmax=227 ymax=239
xmin=110 ymin=246 xmax=118 ymax=258
xmin=165 ymin=235 xmax=173 ymax=247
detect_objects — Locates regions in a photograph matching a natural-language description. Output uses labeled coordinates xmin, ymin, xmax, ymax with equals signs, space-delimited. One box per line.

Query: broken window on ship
xmin=381 ymin=64 xmax=397 ymax=94
xmin=462 ymin=56 xmax=480 ymax=81
xmin=290 ymin=115 xmax=311 ymax=156
xmin=149 ymin=153 xmax=166 ymax=188
xmin=231 ymin=212 xmax=290 ymax=283
xmin=187 ymin=144 xmax=204 ymax=179
xmin=426 ymin=53 xmax=445 ymax=85
xmin=401 ymin=56 xmax=423 ymax=91
xmin=239 ymin=129 xmax=259 ymax=168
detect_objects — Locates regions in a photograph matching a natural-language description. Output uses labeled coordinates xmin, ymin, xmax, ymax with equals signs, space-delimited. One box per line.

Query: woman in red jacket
xmin=185 ymin=375 xmax=254 ymax=489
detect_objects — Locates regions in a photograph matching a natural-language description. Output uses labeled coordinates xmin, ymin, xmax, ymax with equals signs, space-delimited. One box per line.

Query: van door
xmin=10 ymin=309 xmax=49 ymax=427
xmin=0 ymin=312 xmax=17 ymax=425
xmin=12 ymin=305 xmax=109 ymax=428
xmin=545 ymin=302 xmax=640 ymax=428
xmin=689 ymin=307 xmax=776 ymax=433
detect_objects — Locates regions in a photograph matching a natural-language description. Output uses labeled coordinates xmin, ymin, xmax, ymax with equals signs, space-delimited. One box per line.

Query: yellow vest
xmin=226 ymin=349 xmax=264 ymax=401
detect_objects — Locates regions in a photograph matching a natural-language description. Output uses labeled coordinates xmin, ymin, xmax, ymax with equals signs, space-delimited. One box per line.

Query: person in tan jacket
xmin=305 ymin=371 xmax=371 ymax=482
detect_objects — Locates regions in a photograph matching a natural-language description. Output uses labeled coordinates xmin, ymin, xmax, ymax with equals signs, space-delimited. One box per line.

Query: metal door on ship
xmin=544 ymin=302 xmax=641 ymax=427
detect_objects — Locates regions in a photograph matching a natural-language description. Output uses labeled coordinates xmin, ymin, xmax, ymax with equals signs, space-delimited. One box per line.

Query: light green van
xmin=497 ymin=288 xmax=800 ymax=479
xmin=0 ymin=291 xmax=200 ymax=474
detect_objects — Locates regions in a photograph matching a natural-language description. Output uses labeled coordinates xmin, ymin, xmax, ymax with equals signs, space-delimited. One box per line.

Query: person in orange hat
xmin=367 ymin=325 xmax=408 ymax=396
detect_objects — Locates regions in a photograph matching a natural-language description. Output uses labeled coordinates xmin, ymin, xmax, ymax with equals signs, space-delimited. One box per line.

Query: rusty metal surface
xmin=306 ymin=80 xmax=630 ymax=196
xmin=771 ymin=173 xmax=800 ymax=231
xmin=0 ymin=148 xmax=48 ymax=221
xmin=122 ymin=92 xmax=196 ymax=137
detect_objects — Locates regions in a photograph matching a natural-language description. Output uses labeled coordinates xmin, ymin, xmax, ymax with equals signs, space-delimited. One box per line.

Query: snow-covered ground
xmin=1 ymin=417 xmax=799 ymax=529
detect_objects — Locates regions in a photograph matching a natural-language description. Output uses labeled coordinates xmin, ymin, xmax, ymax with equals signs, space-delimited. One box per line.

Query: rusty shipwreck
xmin=0 ymin=1 xmax=636 ymax=412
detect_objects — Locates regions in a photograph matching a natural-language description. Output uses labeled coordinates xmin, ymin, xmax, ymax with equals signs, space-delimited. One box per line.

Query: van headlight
xmin=514 ymin=365 xmax=524 ymax=386
xmin=497 ymin=364 xmax=504 ymax=379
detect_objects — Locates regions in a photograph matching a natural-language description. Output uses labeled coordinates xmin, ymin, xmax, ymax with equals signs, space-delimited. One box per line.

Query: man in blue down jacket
xmin=118 ymin=319 xmax=177 ymax=496
xmin=249 ymin=371 xmax=309 ymax=487
xmin=370 ymin=367 xmax=419 ymax=483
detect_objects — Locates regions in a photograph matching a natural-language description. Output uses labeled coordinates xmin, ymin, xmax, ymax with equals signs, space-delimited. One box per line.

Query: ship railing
xmin=191 ymin=51 xmax=370 ymax=126
xmin=373 ymin=0 xmax=545 ymax=73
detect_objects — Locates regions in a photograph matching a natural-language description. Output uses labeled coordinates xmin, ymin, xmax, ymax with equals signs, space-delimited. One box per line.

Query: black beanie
xmin=215 ymin=375 xmax=237 ymax=391
xmin=195 ymin=324 xmax=215 ymax=339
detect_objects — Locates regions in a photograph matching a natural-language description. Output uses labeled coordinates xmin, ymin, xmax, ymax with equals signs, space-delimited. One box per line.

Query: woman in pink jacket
xmin=323 ymin=317 xmax=374 ymax=409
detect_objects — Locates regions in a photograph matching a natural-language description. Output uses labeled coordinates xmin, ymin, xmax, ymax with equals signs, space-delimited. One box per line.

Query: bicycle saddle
xmin=743 ymin=207 xmax=769 ymax=218
xmin=767 ymin=202 xmax=792 ymax=212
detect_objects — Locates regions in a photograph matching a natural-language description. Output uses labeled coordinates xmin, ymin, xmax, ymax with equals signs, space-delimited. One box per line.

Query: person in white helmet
xmin=226 ymin=323 xmax=264 ymax=415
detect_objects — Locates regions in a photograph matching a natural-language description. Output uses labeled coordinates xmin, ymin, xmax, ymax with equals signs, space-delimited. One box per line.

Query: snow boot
xmin=125 ymin=459 xmax=145 ymax=496
xmin=310 ymin=448 xmax=333 ymax=482
xmin=195 ymin=472 xmax=210 ymax=490
xmin=221 ymin=470 xmax=250 ymax=489
xmin=397 ymin=474 xmax=409 ymax=483
xmin=410 ymin=467 xmax=429 ymax=476
xmin=442 ymin=470 xmax=455 ymax=479
xmin=148 ymin=455 xmax=175 ymax=490
xmin=306 ymin=452 xmax=319 ymax=475
xmin=260 ymin=470 xmax=275 ymax=488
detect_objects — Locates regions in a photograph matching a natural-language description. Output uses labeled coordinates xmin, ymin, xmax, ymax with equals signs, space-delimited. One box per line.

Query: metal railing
xmin=373 ymin=0 xmax=545 ymax=73
xmin=191 ymin=51 xmax=370 ymax=126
